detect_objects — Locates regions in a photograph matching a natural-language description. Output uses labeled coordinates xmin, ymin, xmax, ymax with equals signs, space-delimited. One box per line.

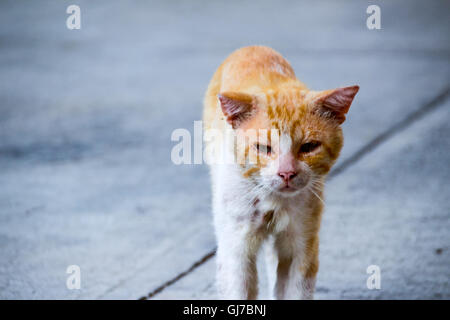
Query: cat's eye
xmin=299 ymin=141 xmax=321 ymax=153
xmin=255 ymin=144 xmax=272 ymax=155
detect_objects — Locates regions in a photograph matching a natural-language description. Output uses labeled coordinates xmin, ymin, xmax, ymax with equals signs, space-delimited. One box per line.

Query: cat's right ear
xmin=311 ymin=86 xmax=359 ymax=124
xmin=218 ymin=92 xmax=256 ymax=129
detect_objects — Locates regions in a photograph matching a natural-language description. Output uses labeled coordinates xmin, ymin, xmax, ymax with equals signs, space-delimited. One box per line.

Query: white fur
xmin=209 ymin=132 xmax=318 ymax=300
xmin=279 ymin=132 xmax=292 ymax=155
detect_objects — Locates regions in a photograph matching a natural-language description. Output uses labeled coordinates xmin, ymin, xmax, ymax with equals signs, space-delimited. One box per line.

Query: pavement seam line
xmin=139 ymin=249 xmax=217 ymax=300
xmin=141 ymin=86 xmax=450 ymax=300
xmin=329 ymin=86 xmax=450 ymax=178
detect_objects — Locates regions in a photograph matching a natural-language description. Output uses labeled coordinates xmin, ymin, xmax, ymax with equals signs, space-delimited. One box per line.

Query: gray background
xmin=0 ymin=0 xmax=449 ymax=299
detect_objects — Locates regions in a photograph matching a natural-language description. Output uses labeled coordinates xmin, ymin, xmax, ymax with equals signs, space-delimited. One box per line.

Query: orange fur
xmin=204 ymin=46 xmax=354 ymax=175
xmin=204 ymin=46 xmax=358 ymax=298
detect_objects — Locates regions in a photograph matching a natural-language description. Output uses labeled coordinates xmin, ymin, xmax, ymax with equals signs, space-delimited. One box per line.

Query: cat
xmin=203 ymin=46 xmax=359 ymax=299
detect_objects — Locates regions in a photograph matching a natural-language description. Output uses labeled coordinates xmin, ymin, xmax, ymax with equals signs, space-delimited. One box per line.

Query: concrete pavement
xmin=0 ymin=0 xmax=449 ymax=299
xmin=155 ymin=98 xmax=450 ymax=299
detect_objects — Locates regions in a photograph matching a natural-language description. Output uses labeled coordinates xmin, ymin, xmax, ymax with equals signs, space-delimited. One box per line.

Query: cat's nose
xmin=278 ymin=171 xmax=297 ymax=182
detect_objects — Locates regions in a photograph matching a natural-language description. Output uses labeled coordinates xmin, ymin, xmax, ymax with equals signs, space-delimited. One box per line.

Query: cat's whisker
xmin=309 ymin=187 xmax=325 ymax=205
xmin=310 ymin=180 xmax=325 ymax=191
xmin=310 ymin=176 xmax=325 ymax=186
xmin=243 ymin=182 xmax=271 ymax=207
xmin=203 ymin=45 xmax=358 ymax=299
xmin=310 ymin=184 xmax=324 ymax=195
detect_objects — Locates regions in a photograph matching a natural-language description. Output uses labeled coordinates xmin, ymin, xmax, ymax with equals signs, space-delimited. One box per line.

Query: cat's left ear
xmin=218 ymin=92 xmax=256 ymax=129
xmin=312 ymin=85 xmax=359 ymax=124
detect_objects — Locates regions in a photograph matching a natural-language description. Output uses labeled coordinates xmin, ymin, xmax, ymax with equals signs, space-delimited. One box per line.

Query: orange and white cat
xmin=203 ymin=46 xmax=358 ymax=299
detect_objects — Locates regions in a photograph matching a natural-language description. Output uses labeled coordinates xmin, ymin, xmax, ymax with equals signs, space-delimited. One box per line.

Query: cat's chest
xmin=250 ymin=199 xmax=300 ymax=234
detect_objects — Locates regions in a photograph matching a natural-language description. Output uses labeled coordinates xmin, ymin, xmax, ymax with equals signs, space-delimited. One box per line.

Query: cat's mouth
xmin=278 ymin=185 xmax=299 ymax=194
xmin=275 ymin=179 xmax=310 ymax=196
xmin=280 ymin=186 xmax=296 ymax=192
xmin=274 ymin=185 xmax=303 ymax=197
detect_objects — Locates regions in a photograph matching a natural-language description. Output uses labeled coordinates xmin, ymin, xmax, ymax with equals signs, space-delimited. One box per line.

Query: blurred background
xmin=0 ymin=0 xmax=449 ymax=299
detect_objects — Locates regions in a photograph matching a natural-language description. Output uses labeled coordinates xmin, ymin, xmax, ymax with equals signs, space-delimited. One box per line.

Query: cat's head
xmin=218 ymin=85 xmax=359 ymax=197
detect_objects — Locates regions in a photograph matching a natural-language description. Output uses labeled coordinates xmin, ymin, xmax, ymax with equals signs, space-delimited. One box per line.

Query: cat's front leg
xmin=215 ymin=218 xmax=262 ymax=300
xmin=272 ymin=233 xmax=319 ymax=300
